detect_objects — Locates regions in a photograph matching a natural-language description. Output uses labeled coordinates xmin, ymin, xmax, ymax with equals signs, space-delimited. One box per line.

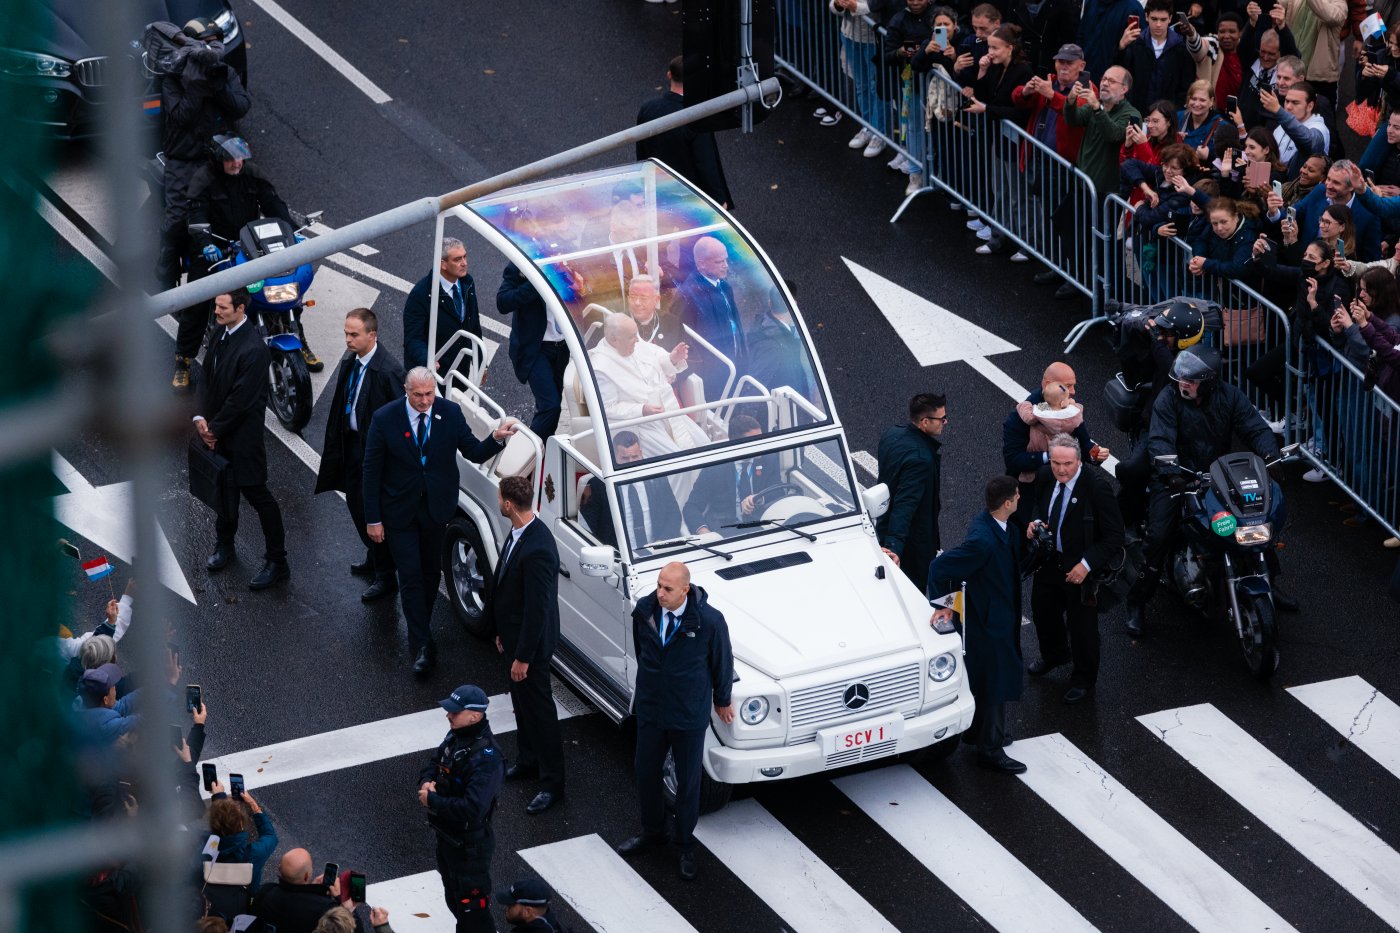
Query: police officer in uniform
xmin=418 ymin=684 xmax=505 ymax=933
xmin=494 ymin=878 xmax=571 ymax=932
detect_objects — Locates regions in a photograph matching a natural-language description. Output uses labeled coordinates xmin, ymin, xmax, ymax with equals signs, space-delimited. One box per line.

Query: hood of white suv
xmin=695 ymin=535 xmax=924 ymax=679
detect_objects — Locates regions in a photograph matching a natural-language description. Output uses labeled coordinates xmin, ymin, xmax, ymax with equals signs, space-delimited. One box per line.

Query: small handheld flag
xmin=82 ymin=556 xmax=114 ymax=582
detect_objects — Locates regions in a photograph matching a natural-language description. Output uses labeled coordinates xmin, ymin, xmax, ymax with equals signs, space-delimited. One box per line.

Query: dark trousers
xmin=216 ymin=483 xmax=287 ymax=561
xmin=155 ymin=157 xmax=201 ymax=290
xmin=385 ymin=500 xmax=446 ymax=652
xmin=1245 ymin=345 xmax=1288 ymax=412
xmin=436 ymin=827 xmax=494 ymax=933
xmin=1031 ymin=572 xmax=1100 ymax=687
xmin=174 ymin=256 xmax=215 ymax=359
xmin=968 ymin=695 xmax=1006 ymax=758
xmin=344 ymin=432 xmax=395 ymax=579
xmin=635 ymin=722 xmax=706 ymax=851
xmin=525 ymin=341 xmax=569 ymax=438
xmin=1115 ymin=443 xmax=1152 ymax=530
xmin=1129 ymin=483 xmax=1179 ymax=606
xmin=509 ymin=660 xmax=565 ymax=792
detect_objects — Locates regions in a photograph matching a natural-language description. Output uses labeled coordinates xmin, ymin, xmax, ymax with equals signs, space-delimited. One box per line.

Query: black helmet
xmin=1169 ymin=345 xmax=1221 ymax=384
xmin=1152 ymin=299 xmax=1207 ymax=349
xmin=210 ymin=135 xmax=251 ymax=162
xmin=183 ymin=17 xmax=223 ymax=40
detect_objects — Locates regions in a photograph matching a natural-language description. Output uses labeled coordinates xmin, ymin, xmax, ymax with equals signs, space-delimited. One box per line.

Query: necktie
xmin=1048 ymin=482 xmax=1066 ymax=551
xmin=451 ymin=282 xmax=465 ymax=322
xmin=626 ymin=483 xmax=647 ymax=546
xmin=416 ymin=411 xmax=429 ymax=463
xmin=209 ymin=330 xmax=229 ymax=374
xmin=735 ymin=461 xmax=750 ymax=514
xmin=344 ymin=360 xmax=363 ymax=418
xmin=717 ymin=283 xmax=740 ymax=354
xmin=662 ymin=611 xmax=677 ymax=645
xmin=497 ymin=532 xmax=514 ymax=580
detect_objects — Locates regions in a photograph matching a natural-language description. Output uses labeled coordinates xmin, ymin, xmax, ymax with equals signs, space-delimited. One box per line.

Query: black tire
xmin=1238 ymin=590 xmax=1279 ymax=681
xmin=662 ymin=748 xmax=734 ymax=815
xmin=267 ymin=347 xmax=311 ymax=433
xmin=443 ymin=517 xmax=492 ymax=639
xmin=904 ymin=732 xmax=960 ymax=765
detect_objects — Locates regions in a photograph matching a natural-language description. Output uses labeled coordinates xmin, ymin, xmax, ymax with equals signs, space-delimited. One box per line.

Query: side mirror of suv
xmin=861 ymin=483 xmax=890 ymax=520
xmin=579 ymin=545 xmax=618 ymax=579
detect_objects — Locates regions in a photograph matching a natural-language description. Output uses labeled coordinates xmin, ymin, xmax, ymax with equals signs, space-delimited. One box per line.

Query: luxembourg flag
xmin=82 ymin=556 xmax=114 ymax=582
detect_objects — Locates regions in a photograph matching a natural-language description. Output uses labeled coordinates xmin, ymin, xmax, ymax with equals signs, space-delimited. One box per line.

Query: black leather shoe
xmin=1063 ymin=686 xmax=1094 ymax=705
xmin=361 ymin=577 xmax=397 ymax=603
xmin=505 ymin=762 xmax=540 ymax=781
xmin=678 ymin=850 xmax=698 ymax=881
xmin=350 ymin=559 xmax=374 ymax=577
xmin=1271 ymin=585 xmax=1300 ymax=612
xmin=976 ymin=753 xmax=1028 ymax=774
xmin=615 ymin=833 xmax=667 ymax=856
xmin=1124 ymin=604 xmax=1145 ymax=637
xmin=525 ymin=790 xmax=562 ymax=815
xmin=412 ymin=646 xmax=435 ymax=676
xmin=206 ymin=545 xmax=234 ymax=573
xmin=1028 ymin=658 xmax=1067 ymax=677
xmin=248 ymin=560 xmax=290 ymax=590
xmin=1054 ymin=282 xmax=1078 ymax=300
xmin=1033 ymin=270 xmax=1060 ymax=285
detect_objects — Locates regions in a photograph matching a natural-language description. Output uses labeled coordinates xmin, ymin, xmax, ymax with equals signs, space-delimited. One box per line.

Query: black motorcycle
xmin=1152 ymin=445 xmax=1298 ymax=680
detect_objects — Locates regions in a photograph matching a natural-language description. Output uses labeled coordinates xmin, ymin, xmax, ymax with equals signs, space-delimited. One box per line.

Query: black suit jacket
xmin=1017 ymin=465 xmax=1125 ymax=578
xmin=675 ymin=272 xmax=746 ymax=395
xmin=682 ymin=454 xmax=780 ymax=534
xmin=497 ymin=263 xmax=548 ymax=383
xmin=404 ymin=273 xmax=482 ymax=373
xmin=486 ymin=519 xmax=561 ymax=666
xmin=196 ymin=319 xmax=269 ymax=486
xmin=362 ymin=397 xmax=503 ymax=528
xmin=636 ymin=90 xmax=733 ymax=208
xmin=582 ymin=475 xmax=682 ymax=549
xmin=315 ymin=345 xmax=406 ymax=494
xmin=1002 ymin=389 xmax=1096 ymax=478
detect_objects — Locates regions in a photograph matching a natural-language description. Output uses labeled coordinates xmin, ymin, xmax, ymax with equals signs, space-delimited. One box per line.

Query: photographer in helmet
xmin=1121 ymin=345 xmax=1284 ymax=636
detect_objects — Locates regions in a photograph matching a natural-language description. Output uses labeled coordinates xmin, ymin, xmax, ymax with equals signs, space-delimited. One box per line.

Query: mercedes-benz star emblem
xmin=842 ymin=683 xmax=870 ymax=710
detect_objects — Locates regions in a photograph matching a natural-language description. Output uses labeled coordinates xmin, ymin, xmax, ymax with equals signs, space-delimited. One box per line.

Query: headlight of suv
xmin=929 ymin=652 xmax=957 ymax=682
xmin=214 ymin=10 xmax=241 ymax=44
xmin=1 ymin=49 xmax=73 ymax=79
xmin=1234 ymin=523 xmax=1271 ymax=545
xmin=260 ymin=282 xmax=300 ymax=304
xmin=739 ymin=696 xmax=770 ymax=725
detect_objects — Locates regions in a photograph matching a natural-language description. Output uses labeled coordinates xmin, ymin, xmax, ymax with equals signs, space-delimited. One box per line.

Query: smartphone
xmin=202 ymin=763 xmax=217 ymax=792
xmin=348 ymin=872 xmax=367 ymax=903
xmin=323 ymin=863 xmax=339 ymax=889
xmin=1365 ymin=168 xmax=1377 ymax=183
xmin=934 ymin=26 xmax=948 ymax=49
xmin=1226 ymin=94 xmax=1239 ymax=113
xmin=185 ymin=684 xmax=201 ymax=713
xmin=1272 ymin=180 xmax=1284 ymax=198
xmin=1286 ymin=206 xmax=1298 ymax=225
xmin=1128 ymin=116 xmax=1143 ymax=128
xmin=229 ymin=773 xmax=244 ymax=799
xmin=170 ymin=724 xmax=184 ymax=749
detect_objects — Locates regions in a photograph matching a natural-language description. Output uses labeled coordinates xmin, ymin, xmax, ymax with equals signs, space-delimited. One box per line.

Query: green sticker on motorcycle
xmin=1210 ymin=511 xmax=1237 ymax=536
xmin=247 ymin=280 xmax=264 ymax=294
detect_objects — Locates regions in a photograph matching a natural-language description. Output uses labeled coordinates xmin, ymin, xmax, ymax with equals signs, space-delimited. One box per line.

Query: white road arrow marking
xmin=52 ymin=453 xmax=196 ymax=604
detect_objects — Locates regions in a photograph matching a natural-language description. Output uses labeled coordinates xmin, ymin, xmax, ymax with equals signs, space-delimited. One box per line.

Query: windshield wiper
xmin=642 ymin=535 xmax=734 ymax=561
xmin=723 ymin=519 xmax=817 ymax=543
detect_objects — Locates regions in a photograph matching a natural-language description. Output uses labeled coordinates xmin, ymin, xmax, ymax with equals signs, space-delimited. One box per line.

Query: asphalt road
xmin=37 ymin=1 xmax=1400 ymax=931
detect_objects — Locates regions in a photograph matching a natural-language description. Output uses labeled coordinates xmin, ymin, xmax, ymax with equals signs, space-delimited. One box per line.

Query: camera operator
xmin=1122 ymin=346 xmax=1286 ymax=636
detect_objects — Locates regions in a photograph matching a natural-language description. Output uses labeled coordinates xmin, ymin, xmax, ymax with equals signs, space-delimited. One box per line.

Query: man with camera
xmin=1018 ymin=434 xmax=1125 ymax=705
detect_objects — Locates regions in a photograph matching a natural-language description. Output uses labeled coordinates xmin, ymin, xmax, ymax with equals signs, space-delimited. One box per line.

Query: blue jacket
xmin=1190 ymin=215 xmax=1258 ymax=282
xmin=77 ymin=690 xmax=142 ymax=742
xmin=202 ymin=798 xmax=278 ymax=887
xmin=1295 ymin=186 xmax=1382 ymax=262
xmin=875 ymin=423 xmax=942 ymax=588
xmin=631 ymin=585 xmax=733 ymax=731
xmin=674 ymin=271 xmax=747 ymax=399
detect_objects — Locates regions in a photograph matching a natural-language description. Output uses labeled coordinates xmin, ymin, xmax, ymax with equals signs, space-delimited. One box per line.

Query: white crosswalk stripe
xmin=1139 ymin=703 xmax=1400 ymax=929
xmin=693 ymin=799 xmax=898 ymax=932
xmin=834 ymin=764 xmax=1097 ymax=932
xmin=1013 ymin=733 xmax=1296 ymax=933
xmin=365 ymin=870 xmax=455 ymax=933
xmin=520 ymin=834 xmax=699 ymax=933
xmin=1289 ymin=675 xmax=1400 ymax=781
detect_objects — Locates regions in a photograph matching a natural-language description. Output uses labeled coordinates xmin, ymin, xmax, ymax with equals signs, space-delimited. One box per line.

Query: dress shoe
xmin=248 ymin=560 xmax=290 ymax=591
xmin=349 ymin=559 xmax=374 ymax=577
xmin=615 ymin=833 xmax=667 ymax=856
xmin=976 ymin=752 xmax=1028 ymax=774
xmin=1063 ymin=686 xmax=1094 ymax=705
xmin=206 ymin=545 xmax=234 ymax=573
xmin=1028 ymin=658 xmax=1067 ymax=677
xmin=1033 ymin=270 xmax=1060 ymax=286
xmin=505 ymin=762 xmax=540 ymax=781
xmin=412 ymin=646 xmax=436 ymax=675
xmin=525 ymin=790 xmax=562 ymax=815
xmin=1124 ymin=604 xmax=1145 ymax=637
xmin=360 ymin=577 xmax=397 ymax=603
xmin=678 ymin=849 xmax=698 ymax=881
xmin=1054 ymin=282 xmax=1078 ymax=300
xmin=1271 ymin=584 xmax=1300 ymax=612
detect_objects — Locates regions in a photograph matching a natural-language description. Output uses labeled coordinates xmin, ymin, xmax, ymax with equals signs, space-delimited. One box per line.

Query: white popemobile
xmin=424 ymin=161 xmax=973 ymax=812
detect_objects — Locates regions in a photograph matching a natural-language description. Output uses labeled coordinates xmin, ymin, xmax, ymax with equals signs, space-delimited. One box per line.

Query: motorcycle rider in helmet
xmin=1122 ymin=345 xmax=1289 ymax=636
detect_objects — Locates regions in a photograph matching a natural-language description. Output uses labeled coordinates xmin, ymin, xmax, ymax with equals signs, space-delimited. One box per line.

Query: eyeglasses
xmin=921 ymin=415 xmax=950 ymax=424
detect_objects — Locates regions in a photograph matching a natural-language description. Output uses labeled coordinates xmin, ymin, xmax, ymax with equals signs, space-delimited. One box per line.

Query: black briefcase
xmin=188 ymin=438 xmax=235 ymax=515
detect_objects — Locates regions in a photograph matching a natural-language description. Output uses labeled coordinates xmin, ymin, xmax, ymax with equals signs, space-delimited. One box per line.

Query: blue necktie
xmin=452 ymin=282 xmax=465 ymax=322
xmin=344 ymin=360 xmax=363 ymax=418
xmin=415 ymin=412 xmax=429 ymax=464
xmin=662 ymin=611 xmax=677 ymax=645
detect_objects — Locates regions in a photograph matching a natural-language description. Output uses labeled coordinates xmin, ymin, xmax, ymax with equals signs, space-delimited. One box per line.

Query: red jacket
xmin=1011 ymin=80 xmax=1095 ymax=169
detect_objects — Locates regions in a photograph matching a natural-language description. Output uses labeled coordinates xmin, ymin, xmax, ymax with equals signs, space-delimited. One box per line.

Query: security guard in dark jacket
xmin=1123 ymin=346 xmax=1282 ymax=635
xmin=418 ymin=684 xmax=505 ymax=933
xmin=615 ymin=563 xmax=733 ymax=882
xmin=495 ymin=877 xmax=571 ymax=931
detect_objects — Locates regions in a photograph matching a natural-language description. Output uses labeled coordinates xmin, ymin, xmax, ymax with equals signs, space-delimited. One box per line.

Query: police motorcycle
xmin=193 ymin=208 xmax=323 ymax=433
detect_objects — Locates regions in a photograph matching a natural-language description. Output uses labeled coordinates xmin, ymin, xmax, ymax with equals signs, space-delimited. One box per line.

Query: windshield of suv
xmin=614 ymin=436 xmax=857 ymax=558
xmin=470 ymin=162 xmax=830 ymax=468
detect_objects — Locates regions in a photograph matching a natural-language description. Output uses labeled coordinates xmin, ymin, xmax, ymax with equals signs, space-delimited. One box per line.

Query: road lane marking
xmin=244 ymin=0 xmax=393 ymax=104
xmin=693 ymin=799 xmax=898 ymax=932
xmin=834 ymin=764 xmax=1097 ymax=932
xmin=1139 ymin=703 xmax=1400 ymax=927
xmin=1289 ymin=676 xmax=1400 ymax=781
xmin=851 ymin=449 xmax=878 ymax=479
xmin=308 ymin=221 xmax=378 ymax=255
xmin=520 ymin=834 xmax=699 ymax=933
xmin=365 ymin=871 xmax=453 ymax=932
xmin=199 ymin=689 xmax=580 ymax=795
xmin=1014 ymin=733 xmax=1296 ymax=933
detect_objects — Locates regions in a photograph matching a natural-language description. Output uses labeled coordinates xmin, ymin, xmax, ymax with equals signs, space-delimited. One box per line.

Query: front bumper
xmin=704 ymin=689 xmax=975 ymax=785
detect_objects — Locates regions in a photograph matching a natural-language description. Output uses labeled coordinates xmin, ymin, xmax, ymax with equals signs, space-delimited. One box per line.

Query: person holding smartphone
xmin=251 ymin=848 xmax=339 ymax=931
xmin=203 ymin=780 xmax=279 ymax=888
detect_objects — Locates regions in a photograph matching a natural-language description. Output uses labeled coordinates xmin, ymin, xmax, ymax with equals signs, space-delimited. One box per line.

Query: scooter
xmin=192 ymin=212 xmax=322 ymax=433
xmin=1151 ymin=444 xmax=1298 ymax=681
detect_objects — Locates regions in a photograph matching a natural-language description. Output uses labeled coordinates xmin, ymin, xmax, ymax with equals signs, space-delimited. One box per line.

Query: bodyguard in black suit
xmin=194 ymin=287 xmax=289 ymax=590
xmin=636 ymin=56 xmax=733 ymax=209
xmin=580 ymin=431 xmax=682 ymax=549
xmin=498 ymin=262 xmax=569 ymax=439
xmin=314 ymin=309 xmax=406 ymax=602
xmin=362 ymin=368 xmax=518 ymax=674
xmin=404 ymin=237 xmax=484 ymax=379
xmin=487 ymin=476 xmax=566 ymax=816
xmin=674 ymin=237 xmax=746 ymax=401
xmin=1017 ymin=435 xmax=1125 ymax=704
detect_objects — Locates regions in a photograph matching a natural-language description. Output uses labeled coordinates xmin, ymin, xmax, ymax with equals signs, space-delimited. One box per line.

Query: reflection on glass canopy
xmin=470 ymin=162 xmax=829 ymax=467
